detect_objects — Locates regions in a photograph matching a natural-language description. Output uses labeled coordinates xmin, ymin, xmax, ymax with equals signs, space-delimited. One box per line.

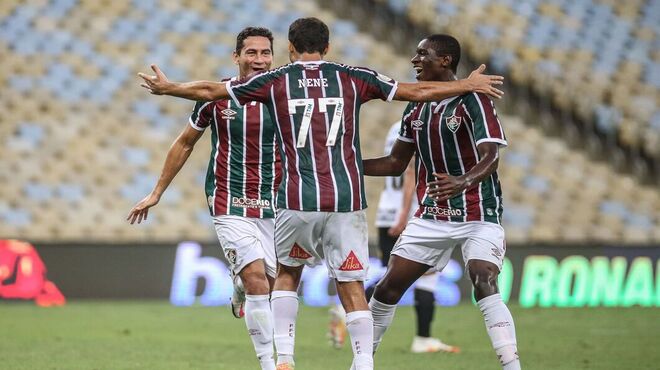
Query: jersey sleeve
xmin=225 ymin=71 xmax=273 ymax=106
xmin=188 ymin=101 xmax=215 ymax=131
xmin=398 ymin=102 xmax=417 ymax=143
xmin=349 ymin=66 xmax=399 ymax=103
xmin=464 ymin=93 xmax=507 ymax=147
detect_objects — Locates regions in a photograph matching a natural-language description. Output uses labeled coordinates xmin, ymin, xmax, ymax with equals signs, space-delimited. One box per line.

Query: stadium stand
xmin=1 ymin=0 xmax=658 ymax=243
xmin=367 ymin=0 xmax=660 ymax=168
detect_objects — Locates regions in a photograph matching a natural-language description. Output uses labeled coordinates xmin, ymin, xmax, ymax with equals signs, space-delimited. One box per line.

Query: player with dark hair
xmin=138 ymin=18 xmax=504 ymax=370
xmin=363 ymin=34 xmax=521 ymax=369
xmin=127 ymin=27 xmax=281 ymax=370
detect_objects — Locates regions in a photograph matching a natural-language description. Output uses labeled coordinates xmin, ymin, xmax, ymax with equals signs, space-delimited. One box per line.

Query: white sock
xmin=369 ymin=297 xmax=397 ymax=353
xmin=346 ymin=310 xmax=374 ymax=370
xmin=271 ymin=290 xmax=298 ymax=366
xmin=245 ymin=295 xmax=275 ymax=370
xmin=477 ymin=294 xmax=520 ymax=370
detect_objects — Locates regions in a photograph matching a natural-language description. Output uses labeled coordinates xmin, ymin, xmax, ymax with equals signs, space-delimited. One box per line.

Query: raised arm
xmin=138 ymin=64 xmax=230 ymax=101
xmin=394 ymin=64 xmax=504 ymax=102
xmin=127 ymin=125 xmax=204 ymax=224
xmin=363 ymin=139 xmax=416 ymax=177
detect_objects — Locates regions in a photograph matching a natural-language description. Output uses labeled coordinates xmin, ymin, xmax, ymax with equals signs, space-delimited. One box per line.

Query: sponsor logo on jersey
xmin=221 ymin=108 xmax=237 ymax=120
xmin=298 ymin=78 xmax=328 ymax=88
xmin=339 ymin=251 xmax=363 ymax=271
xmin=289 ymin=243 xmax=312 ymax=259
xmin=425 ymin=206 xmax=464 ymax=217
xmin=411 ymin=120 xmax=424 ymax=131
xmin=231 ymin=196 xmax=271 ymax=209
xmin=486 ymin=208 xmax=494 ymax=216
xmin=445 ymin=115 xmax=461 ymax=132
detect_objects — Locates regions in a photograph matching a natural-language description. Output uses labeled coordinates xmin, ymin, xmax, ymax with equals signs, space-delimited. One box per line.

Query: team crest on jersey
xmin=411 ymin=120 xmax=424 ymax=131
xmin=221 ymin=108 xmax=237 ymax=120
xmin=445 ymin=115 xmax=461 ymax=132
xmin=339 ymin=251 xmax=363 ymax=271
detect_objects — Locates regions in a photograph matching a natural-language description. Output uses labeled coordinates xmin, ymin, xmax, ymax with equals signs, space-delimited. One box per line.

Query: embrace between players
xmin=127 ymin=17 xmax=520 ymax=370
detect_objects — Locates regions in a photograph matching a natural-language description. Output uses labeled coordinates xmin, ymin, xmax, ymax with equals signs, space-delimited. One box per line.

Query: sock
xmin=369 ymin=297 xmax=397 ymax=353
xmin=413 ymin=288 xmax=435 ymax=337
xmin=271 ymin=290 xmax=298 ymax=366
xmin=346 ymin=310 xmax=374 ymax=370
xmin=244 ymin=295 xmax=275 ymax=370
xmin=477 ymin=294 xmax=520 ymax=370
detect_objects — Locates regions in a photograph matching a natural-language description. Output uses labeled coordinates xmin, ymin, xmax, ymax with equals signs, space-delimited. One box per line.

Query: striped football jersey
xmin=400 ymin=92 xmax=507 ymax=224
xmin=226 ymin=60 xmax=398 ymax=212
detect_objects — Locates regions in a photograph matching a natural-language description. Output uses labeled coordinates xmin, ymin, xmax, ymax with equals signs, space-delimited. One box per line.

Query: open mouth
xmin=413 ymin=65 xmax=423 ymax=77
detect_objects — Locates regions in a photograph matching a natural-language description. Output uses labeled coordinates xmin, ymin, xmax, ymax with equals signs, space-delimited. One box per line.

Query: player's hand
xmin=387 ymin=220 xmax=406 ymax=237
xmin=466 ymin=64 xmax=504 ymax=99
xmin=126 ymin=192 xmax=161 ymax=224
xmin=426 ymin=172 xmax=468 ymax=202
xmin=138 ymin=64 xmax=171 ymax=95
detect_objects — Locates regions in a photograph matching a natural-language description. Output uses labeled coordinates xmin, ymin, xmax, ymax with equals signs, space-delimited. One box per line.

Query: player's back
xmin=228 ymin=61 xmax=398 ymax=212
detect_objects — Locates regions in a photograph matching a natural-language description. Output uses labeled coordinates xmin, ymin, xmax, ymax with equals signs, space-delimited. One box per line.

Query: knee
xmin=468 ymin=264 xmax=499 ymax=300
xmin=241 ymin=271 xmax=269 ymax=295
xmin=373 ymin=277 xmax=405 ymax=305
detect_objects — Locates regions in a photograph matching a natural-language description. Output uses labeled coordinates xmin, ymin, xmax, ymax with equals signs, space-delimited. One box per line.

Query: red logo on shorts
xmin=288 ymin=243 xmax=312 ymax=259
xmin=339 ymin=251 xmax=363 ymax=271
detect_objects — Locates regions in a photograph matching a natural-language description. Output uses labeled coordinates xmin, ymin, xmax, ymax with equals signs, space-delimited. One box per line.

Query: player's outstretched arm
xmin=126 ymin=125 xmax=204 ymax=224
xmin=426 ymin=142 xmax=500 ymax=202
xmin=363 ymin=140 xmax=415 ymax=177
xmin=394 ymin=64 xmax=504 ymax=102
xmin=138 ymin=64 xmax=229 ymax=101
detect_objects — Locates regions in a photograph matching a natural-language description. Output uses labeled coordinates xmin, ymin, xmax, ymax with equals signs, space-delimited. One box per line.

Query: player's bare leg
xmin=272 ymin=263 xmax=304 ymax=370
xmin=237 ymin=259 xmax=276 ymax=370
xmin=337 ymin=280 xmax=373 ymax=370
xmin=468 ymin=260 xmax=520 ymax=370
xmin=369 ymin=255 xmax=430 ymax=354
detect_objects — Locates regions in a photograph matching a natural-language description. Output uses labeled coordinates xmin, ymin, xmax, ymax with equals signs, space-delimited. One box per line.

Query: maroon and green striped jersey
xmin=399 ymin=92 xmax=507 ymax=224
xmin=226 ymin=60 xmax=398 ymax=212
xmin=189 ymin=87 xmax=281 ymax=218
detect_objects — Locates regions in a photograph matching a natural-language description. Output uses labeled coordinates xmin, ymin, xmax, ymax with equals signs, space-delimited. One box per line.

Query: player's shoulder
xmin=459 ymin=92 xmax=493 ymax=106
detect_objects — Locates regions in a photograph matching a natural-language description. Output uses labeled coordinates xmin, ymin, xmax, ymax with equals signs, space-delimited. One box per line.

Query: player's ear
xmin=322 ymin=44 xmax=330 ymax=57
xmin=443 ymin=55 xmax=452 ymax=69
xmin=288 ymin=42 xmax=295 ymax=54
xmin=232 ymin=51 xmax=240 ymax=65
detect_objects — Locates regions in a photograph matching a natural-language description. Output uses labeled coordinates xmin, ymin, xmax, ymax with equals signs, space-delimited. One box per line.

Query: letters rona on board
xmin=169 ymin=242 xmax=659 ymax=308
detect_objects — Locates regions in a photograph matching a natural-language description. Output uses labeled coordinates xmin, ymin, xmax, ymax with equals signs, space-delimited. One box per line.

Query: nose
xmin=411 ymin=54 xmax=420 ymax=64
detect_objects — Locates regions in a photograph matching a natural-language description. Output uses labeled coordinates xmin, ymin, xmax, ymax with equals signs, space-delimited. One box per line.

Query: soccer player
xmin=363 ymin=34 xmax=521 ymax=369
xmin=138 ymin=18 xmax=504 ymax=370
xmin=127 ymin=27 xmax=280 ymax=370
xmin=371 ymin=122 xmax=459 ymax=354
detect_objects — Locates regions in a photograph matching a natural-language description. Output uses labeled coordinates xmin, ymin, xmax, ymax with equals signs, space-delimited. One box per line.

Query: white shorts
xmin=392 ymin=218 xmax=506 ymax=273
xmin=213 ymin=215 xmax=276 ymax=278
xmin=275 ymin=209 xmax=369 ymax=282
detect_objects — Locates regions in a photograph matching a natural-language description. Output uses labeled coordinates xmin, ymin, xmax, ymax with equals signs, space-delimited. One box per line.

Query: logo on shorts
xmin=490 ymin=247 xmax=502 ymax=258
xmin=339 ymin=251 xmax=363 ymax=271
xmin=446 ymin=115 xmax=461 ymax=133
xmin=221 ymin=108 xmax=237 ymax=120
xmin=225 ymin=248 xmax=237 ymax=265
xmin=411 ymin=120 xmax=424 ymax=131
xmin=289 ymin=243 xmax=312 ymax=259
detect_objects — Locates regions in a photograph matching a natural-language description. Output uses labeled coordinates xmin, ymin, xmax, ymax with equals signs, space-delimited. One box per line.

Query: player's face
xmin=234 ymin=36 xmax=273 ymax=77
xmin=410 ymin=39 xmax=449 ymax=81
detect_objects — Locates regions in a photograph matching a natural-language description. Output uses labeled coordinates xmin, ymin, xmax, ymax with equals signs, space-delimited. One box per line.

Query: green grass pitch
xmin=1 ymin=301 xmax=657 ymax=369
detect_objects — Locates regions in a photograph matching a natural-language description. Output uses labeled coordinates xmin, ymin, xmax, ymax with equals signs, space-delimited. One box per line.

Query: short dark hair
xmin=235 ymin=27 xmax=274 ymax=54
xmin=425 ymin=34 xmax=461 ymax=73
xmin=288 ymin=17 xmax=329 ymax=54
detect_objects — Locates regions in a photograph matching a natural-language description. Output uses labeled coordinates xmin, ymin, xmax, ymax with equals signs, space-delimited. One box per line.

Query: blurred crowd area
xmin=0 ymin=0 xmax=658 ymax=244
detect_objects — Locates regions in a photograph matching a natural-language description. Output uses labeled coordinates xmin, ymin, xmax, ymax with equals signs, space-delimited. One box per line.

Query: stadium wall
xmin=17 ymin=242 xmax=660 ymax=308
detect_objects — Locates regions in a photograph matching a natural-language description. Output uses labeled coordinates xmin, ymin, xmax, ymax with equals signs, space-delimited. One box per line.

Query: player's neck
xmin=437 ymin=71 xmax=457 ymax=82
xmin=296 ymin=52 xmax=324 ymax=61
